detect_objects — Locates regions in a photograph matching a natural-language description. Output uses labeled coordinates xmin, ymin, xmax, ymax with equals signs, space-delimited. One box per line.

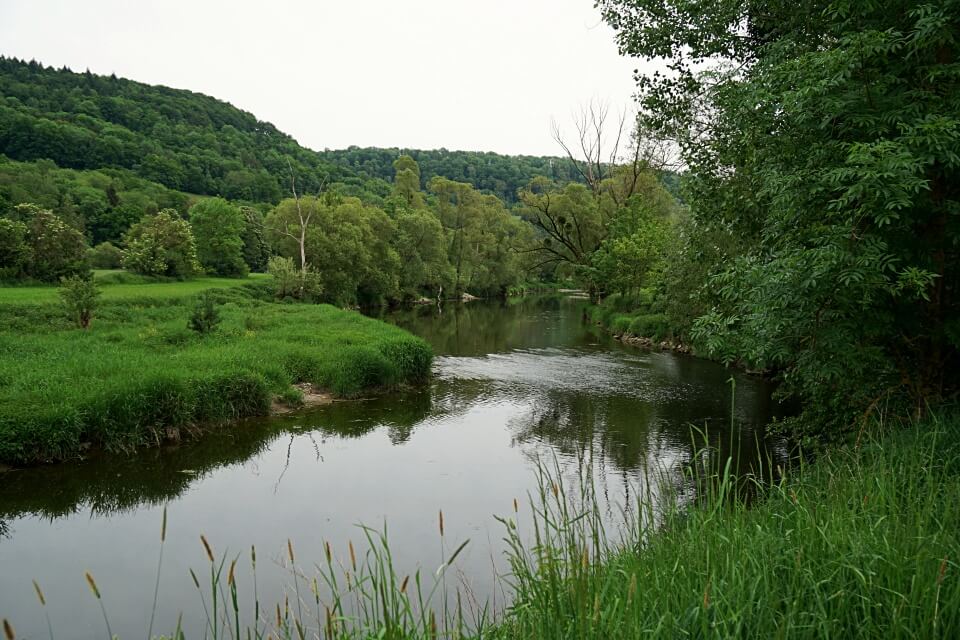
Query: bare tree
xmin=268 ymin=160 xmax=315 ymax=270
xmin=551 ymin=100 xmax=679 ymax=206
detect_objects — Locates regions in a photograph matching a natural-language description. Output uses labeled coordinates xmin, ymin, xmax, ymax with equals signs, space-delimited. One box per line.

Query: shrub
xmin=267 ymin=256 xmax=323 ymax=301
xmin=187 ymin=294 xmax=221 ymax=334
xmin=58 ymin=274 xmax=100 ymax=329
xmin=88 ymin=242 xmax=124 ymax=269
xmin=610 ymin=315 xmax=633 ymax=335
xmin=629 ymin=313 xmax=671 ymax=341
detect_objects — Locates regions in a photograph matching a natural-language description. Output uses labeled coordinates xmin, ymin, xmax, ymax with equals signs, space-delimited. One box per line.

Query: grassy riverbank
xmin=491 ymin=415 xmax=960 ymax=638
xmin=0 ymin=281 xmax=432 ymax=464
xmin=588 ymin=292 xmax=682 ymax=349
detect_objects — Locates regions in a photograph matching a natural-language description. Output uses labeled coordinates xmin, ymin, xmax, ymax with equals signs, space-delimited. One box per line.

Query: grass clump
xmin=0 ymin=283 xmax=432 ymax=464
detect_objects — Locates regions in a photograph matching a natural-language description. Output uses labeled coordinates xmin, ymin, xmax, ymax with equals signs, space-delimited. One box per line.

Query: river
xmin=0 ymin=295 xmax=786 ymax=637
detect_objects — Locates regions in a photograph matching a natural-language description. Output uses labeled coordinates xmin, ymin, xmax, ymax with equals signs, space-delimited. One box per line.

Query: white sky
xmin=0 ymin=0 xmax=654 ymax=157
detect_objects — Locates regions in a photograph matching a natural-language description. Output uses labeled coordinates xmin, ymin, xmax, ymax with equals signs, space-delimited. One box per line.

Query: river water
xmin=0 ymin=296 xmax=785 ymax=637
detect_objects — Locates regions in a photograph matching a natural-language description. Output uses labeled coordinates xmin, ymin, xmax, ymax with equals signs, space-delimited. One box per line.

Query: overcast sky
xmin=0 ymin=0 xmax=653 ymax=157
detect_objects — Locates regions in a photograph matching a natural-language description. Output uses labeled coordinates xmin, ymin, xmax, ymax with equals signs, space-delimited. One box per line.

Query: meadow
xmin=0 ymin=278 xmax=432 ymax=464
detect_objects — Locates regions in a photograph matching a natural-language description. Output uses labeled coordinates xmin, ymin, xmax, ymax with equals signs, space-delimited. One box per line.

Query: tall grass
xmin=493 ymin=415 xmax=960 ymax=638
xmin=0 ymin=285 xmax=432 ymax=464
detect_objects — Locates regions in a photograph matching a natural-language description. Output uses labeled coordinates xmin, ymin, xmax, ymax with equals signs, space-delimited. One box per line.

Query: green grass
xmin=0 ymin=271 xmax=270 ymax=304
xmin=492 ymin=416 xmax=960 ymax=639
xmin=0 ymin=283 xmax=431 ymax=464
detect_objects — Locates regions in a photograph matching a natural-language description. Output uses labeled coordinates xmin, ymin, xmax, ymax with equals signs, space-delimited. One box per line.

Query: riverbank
xmin=0 ymin=282 xmax=432 ymax=465
xmin=490 ymin=413 xmax=960 ymax=638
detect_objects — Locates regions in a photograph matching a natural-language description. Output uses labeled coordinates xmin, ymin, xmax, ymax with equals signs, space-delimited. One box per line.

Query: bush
xmin=122 ymin=209 xmax=201 ymax=277
xmin=267 ymin=256 xmax=323 ymax=301
xmin=187 ymin=294 xmax=221 ymax=334
xmin=58 ymin=274 xmax=100 ymax=329
xmin=88 ymin=242 xmax=124 ymax=269
xmin=628 ymin=313 xmax=671 ymax=341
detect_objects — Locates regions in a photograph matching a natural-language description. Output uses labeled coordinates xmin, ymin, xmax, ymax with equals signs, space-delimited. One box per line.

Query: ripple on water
xmin=433 ymin=347 xmax=702 ymax=403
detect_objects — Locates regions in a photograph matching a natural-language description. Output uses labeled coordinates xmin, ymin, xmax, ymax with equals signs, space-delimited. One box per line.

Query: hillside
xmin=0 ymin=57 xmax=580 ymax=206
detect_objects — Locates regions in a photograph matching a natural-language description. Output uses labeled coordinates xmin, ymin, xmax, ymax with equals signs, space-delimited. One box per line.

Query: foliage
xmin=599 ymin=0 xmax=960 ymax=435
xmin=519 ymin=171 xmax=678 ymax=296
xmin=0 ymin=216 xmax=30 ymax=279
xmin=87 ymin=241 xmax=123 ymax=269
xmin=187 ymin=293 xmax=221 ymax=334
xmin=0 ymin=283 xmax=432 ymax=463
xmin=188 ymin=197 xmax=248 ymax=277
xmin=239 ymin=206 xmax=270 ymax=272
xmin=121 ymin=209 xmax=201 ymax=278
xmin=0 ymin=57 xmax=344 ymax=199
xmin=58 ymin=274 xmax=99 ymax=329
xmin=320 ymin=145 xmax=587 ymax=205
xmin=0 ymin=155 xmax=192 ymax=245
xmin=430 ymin=177 xmax=530 ymax=297
xmin=3 ymin=203 xmax=89 ymax=281
xmin=266 ymin=255 xmax=323 ymax=302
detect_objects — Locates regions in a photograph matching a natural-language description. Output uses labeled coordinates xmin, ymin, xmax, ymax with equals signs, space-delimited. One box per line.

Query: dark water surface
xmin=0 ymin=296 xmax=785 ymax=637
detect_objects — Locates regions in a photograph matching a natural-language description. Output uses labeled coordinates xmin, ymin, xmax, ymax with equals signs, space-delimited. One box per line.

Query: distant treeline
xmin=0 ymin=57 xmax=586 ymax=205
xmin=317 ymin=147 xmax=585 ymax=204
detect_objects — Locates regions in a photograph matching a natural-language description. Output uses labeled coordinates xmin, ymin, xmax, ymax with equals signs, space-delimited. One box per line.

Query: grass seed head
xmin=200 ymin=534 xmax=214 ymax=562
xmin=84 ymin=571 xmax=101 ymax=599
xmin=3 ymin=618 xmax=14 ymax=640
xmin=32 ymin=580 xmax=46 ymax=606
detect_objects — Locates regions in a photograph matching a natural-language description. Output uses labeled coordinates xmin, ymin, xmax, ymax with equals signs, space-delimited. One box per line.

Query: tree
xmin=6 ymin=203 xmax=88 ymax=281
xmin=239 ymin=206 xmax=271 ymax=272
xmin=395 ymin=209 xmax=453 ymax=300
xmin=0 ymin=218 xmax=31 ymax=279
xmin=599 ymin=0 xmax=960 ymax=433
xmin=121 ymin=209 xmax=200 ymax=277
xmin=189 ymin=197 xmax=248 ymax=276
xmin=392 ymin=155 xmax=425 ymax=209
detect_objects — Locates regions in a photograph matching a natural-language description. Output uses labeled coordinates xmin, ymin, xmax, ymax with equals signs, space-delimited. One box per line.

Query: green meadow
xmin=0 ymin=279 xmax=432 ymax=464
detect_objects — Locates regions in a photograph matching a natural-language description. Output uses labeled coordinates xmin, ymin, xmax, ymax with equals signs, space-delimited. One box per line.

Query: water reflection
xmin=0 ymin=296 xmax=787 ymax=638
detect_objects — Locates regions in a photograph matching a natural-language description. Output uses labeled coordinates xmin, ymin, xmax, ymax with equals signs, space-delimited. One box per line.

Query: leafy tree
xmin=0 ymin=218 xmax=31 ymax=279
xmin=239 ymin=206 xmax=270 ymax=272
xmin=189 ymin=197 xmax=248 ymax=276
xmin=5 ymin=203 xmax=88 ymax=281
xmin=121 ymin=209 xmax=200 ymax=277
xmin=599 ymin=0 xmax=960 ymax=433
xmin=395 ymin=209 xmax=453 ymax=300
xmin=392 ymin=155 xmax=426 ymax=209
xmin=429 ymin=178 xmax=527 ymax=297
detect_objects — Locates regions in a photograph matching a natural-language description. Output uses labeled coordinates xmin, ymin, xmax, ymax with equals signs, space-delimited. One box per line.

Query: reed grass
xmin=0 ymin=284 xmax=432 ymax=464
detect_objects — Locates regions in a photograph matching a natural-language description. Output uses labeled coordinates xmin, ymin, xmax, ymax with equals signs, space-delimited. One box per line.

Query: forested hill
xmin=316 ymin=147 xmax=584 ymax=204
xmin=0 ymin=57 xmax=580 ymax=204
